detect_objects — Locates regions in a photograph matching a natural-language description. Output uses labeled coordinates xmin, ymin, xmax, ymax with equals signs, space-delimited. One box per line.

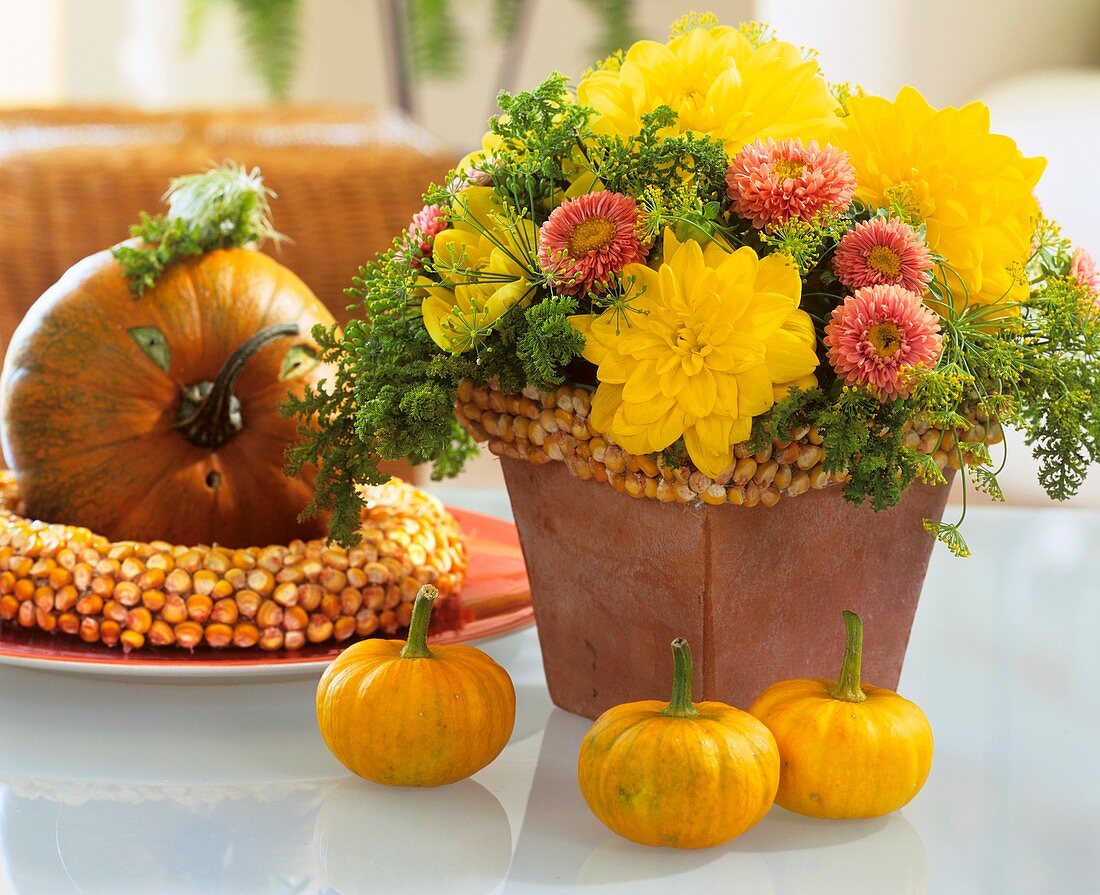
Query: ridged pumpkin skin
xmin=751 ymin=680 xmax=933 ymax=818
xmin=577 ymin=640 xmax=779 ymax=849
xmin=0 ymin=246 xmax=334 ymax=547
xmin=750 ymin=612 xmax=934 ymax=819
xmin=316 ymin=588 xmax=516 ymax=787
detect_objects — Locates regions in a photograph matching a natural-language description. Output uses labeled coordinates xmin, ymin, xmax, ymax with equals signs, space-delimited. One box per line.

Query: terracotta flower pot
xmin=501 ymin=457 xmax=952 ymax=719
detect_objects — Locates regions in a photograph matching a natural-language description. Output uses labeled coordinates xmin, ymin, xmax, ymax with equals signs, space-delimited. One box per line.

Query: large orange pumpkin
xmin=0 ymin=246 xmax=334 ymax=547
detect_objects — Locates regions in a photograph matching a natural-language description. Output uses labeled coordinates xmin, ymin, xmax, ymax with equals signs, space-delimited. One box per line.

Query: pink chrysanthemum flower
xmin=538 ymin=191 xmax=649 ymax=294
xmin=405 ymin=204 xmax=448 ymax=267
xmin=824 ymin=284 xmax=943 ymax=400
xmin=726 ymin=138 xmax=857 ymax=229
xmin=834 ymin=217 xmax=934 ymax=294
xmin=448 ymin=162 xmax=493 ymax=193
xmin=1070 ymin=247 xmax=1100 ymax=297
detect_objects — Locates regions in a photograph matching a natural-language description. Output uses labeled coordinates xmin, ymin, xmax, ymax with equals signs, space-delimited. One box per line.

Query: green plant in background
xmin=408 ymin=0 xmax=637 ymax=78
xmin=186 ymin=0 xmax=303 ymax=101
xmin=185 ymin=0 xmax=637 ymax=104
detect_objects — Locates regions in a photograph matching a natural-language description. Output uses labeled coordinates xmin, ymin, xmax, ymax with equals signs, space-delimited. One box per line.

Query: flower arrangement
xmin=288 ymin=14 xmax=1100 ymax=557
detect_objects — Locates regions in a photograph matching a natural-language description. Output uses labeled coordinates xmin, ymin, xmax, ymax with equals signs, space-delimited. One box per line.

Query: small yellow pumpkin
xmin=315 ymin=585 xmax=516 ymax=786
xmin=577 ymin=638 xmax=780 ymax=849
xmin=750 ymin=610 xmax=934 ymax=819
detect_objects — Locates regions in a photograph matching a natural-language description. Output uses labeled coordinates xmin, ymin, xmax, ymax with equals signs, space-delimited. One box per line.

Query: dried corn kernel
xmin=0 ymin=472 xmax=465 ymax=654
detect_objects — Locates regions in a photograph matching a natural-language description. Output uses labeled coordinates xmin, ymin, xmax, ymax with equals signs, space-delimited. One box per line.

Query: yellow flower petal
xmin=621 ymin=394 xmax=677 ymax=427
xmin=582 ymin=230 xmax=818 ymax=470
xmin=714 ymin=246 xmax=758 ymax=287
xmin=590 ymin=382 xmax=624 ymax=433
xmin=421 ymin=292 xmax=457 ymax=352
xmin=712 ymin=372 xmax=740 ymax=418
xmin=736 ymin=365 xmax=775 ymax=419
xmin=729 ymin=415 xmax=753 ymax=445
xmin=739 ymin=292 xmax=800 ymax=341
xmin=432 ymin=229 xmax=489 ymax=279
xmin=579 ymin=25 xmax=839 ymax=155
xmin=452 ymin=186 xmax=500 ymax=234
xmin=661 ymin=228 xmax=683 ymax=261
xmin=753 ymin=253 xmax=802 ymax=305
xmin=614 ymin=404 xmax=686 ymax=456
xmin=684 ymin=415 xmax=736 ymax=478
xmin=596 ymin=351 xmax=632 ymax=385
xmin=677 ymin=367 xmax=717 ymax=419
xmin=764 ymin=313 xmax=819 ymax=383
xmin=622 ymin=361 xmax=663 ymax=404
xmin=420 ymin=276 xmax=528 ymax=354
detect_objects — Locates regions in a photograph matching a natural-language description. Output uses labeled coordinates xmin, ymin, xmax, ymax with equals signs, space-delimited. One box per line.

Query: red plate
xmin=0 ymin=508 xmax=531 ymax=680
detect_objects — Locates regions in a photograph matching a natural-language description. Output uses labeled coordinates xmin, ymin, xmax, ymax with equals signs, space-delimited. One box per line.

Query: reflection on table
xmin=0 ymin=501 xmax=1098 ymax=894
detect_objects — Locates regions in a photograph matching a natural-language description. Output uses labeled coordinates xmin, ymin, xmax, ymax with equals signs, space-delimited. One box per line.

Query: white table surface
xmin=1 ymin=488 xmax=1099 ymax=895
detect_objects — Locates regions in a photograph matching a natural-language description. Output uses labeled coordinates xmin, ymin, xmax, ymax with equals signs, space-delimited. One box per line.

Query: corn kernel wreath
xmin=0 ymin=472 xmax=466 ymax=653
xmin=456 ymin=380 xmax=1003 ymax=508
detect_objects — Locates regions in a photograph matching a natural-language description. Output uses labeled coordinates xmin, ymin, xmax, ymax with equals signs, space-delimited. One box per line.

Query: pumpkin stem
xmin=827 ymin=610 xmax=868 ymax=703
xmin=400 ymin=585 xmax=439 ymax=659
xmin=663 ymin=638 xmax=700 ymax=718
xmin=177 ymin=323 xmax=299 ymax=449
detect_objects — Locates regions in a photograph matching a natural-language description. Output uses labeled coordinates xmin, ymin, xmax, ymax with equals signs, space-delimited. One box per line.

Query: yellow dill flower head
xmin=577 ymin=23 xmax=840 ymax=156
xmin=837 ymin=87 xmax=1045 ymax=308
xmin=569 ymin=231 xmax=819 ymax=477
xmin=421 ymin=187 xmax=538 ymax=353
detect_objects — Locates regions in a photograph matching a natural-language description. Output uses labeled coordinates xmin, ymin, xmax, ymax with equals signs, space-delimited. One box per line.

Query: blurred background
xmin=1 ymin=0 xmax=1098 ymax=504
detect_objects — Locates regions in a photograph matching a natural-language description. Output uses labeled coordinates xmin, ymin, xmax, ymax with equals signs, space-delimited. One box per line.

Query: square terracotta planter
xmin=501 ymin=457 xmax=952 ymax=719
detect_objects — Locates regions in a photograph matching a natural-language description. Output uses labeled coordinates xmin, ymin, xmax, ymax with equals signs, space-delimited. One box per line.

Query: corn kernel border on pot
xmin=500 ymin=457 xmax=952 ymax=719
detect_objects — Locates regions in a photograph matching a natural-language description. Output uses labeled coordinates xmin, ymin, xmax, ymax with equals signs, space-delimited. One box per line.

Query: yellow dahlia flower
xmin=837 ymin=87 xmax=1045 ymax=308
xmin=570 ymin=231 xmax=819 ymax=477
xmin=577 ymin=25 xmax=840 ymax=156
xmin=421 ymin=187 xmax=538 ymax=353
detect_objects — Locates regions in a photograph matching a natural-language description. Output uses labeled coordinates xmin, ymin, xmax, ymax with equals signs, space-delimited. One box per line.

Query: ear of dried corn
xmin=0 ymin=472 xmax=466 ymax=653
xmin=456 ymin=379 xmax=1004 ymax=508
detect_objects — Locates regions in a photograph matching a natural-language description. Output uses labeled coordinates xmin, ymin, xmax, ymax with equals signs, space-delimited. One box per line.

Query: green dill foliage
xmin=112 ymin=162 xmax=279 ymax=296
xmin=758 ymin=211 xmax=850 ymax=276
xmin=516 ymin=297 xmax=586 ymax=387
xmin=283 ymin=246 xmax=480 ymax=546
xmin=483 ymin=74 xmax=596 ymax=214
xmin=747 ymin=386 xmax=821 ymax=455
xmin=1014 ymin=278 xmax=1100 ymax=499
xmin=891 ymin=219 xmax=1100 ymax=553
xmin=588 ymin=107 xmax=730 ymax=210
xmin=754 ymin=382 xmax=928 ymax=514
xmin=921 ymin=223 xmax=1100 ymax=503
xmin=1028 ymin=215 xmax=1073 ymax=277
xmin=672 ymin=12 xmax=721 ymax=37
xmin=112 ymin=215 xmax=206 ymax=298
xmin=818 ymin=387 xmax=920 ymax=511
